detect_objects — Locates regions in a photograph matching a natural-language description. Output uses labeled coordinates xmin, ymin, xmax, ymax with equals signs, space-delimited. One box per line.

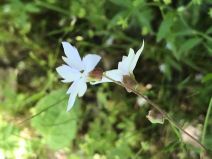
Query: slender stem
xmin=18 ymin=96 xmax=66 ymax=125
xmin=132 ymin=86 xmax=208 ymax=151
xmin=201 ymin=98 xmax=212 ymax=149
xmin=103 ymin=75 xmax=208 ymax=151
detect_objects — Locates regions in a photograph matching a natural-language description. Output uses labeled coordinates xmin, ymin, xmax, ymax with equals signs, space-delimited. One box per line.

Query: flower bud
xmin=88 ymin=67 xmax=103 ymax=82
xmin=146 ymin=109 xmax=164 ymax=124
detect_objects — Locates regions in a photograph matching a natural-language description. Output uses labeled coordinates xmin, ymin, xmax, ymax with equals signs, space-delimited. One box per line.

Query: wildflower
xmin=56 ymin=42 xmax=101 ymax=111
xmin=94 ymin=40 xmax=144 ymax=84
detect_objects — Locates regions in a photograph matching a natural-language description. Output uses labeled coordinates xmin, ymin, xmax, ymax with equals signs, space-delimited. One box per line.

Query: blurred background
xmin=0 ymin=0 xmax=212 ymax=158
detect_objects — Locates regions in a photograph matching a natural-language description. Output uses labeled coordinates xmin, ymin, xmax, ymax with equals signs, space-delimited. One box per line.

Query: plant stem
xmin=132 ymin=86 xmax=208 ymax=151
xmin=104 ymin=75 xmax=208 ymax=151
xmin=18 ymin=96 xmax=66 ymax=125
xmin=201 ymin=98 xmax=212 ymax=144
xmin=201 ymin=98 xmax=212 ymax=155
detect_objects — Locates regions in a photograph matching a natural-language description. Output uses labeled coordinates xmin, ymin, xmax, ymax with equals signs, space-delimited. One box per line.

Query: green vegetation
xmin=0 ymin=0 xmax=212 ymax=158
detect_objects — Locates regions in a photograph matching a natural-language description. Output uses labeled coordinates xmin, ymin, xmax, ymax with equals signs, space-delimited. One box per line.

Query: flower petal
xmin=66 ymin=81 xmax=80 ymax=111
xmin=62 ymin=56 xmax=71 ymax=66
xmin=90 ymin=76 xmax=112 ymax=85
xmin=77 ymin=78 xmax=87 ymax=97
xmin=56 ymin=65 xmax=81 ymax=83
xmin=118 ymin=59 xmax=128 ymax=75
xmin=66 ymin=78 xmax=87 ymax=97
xmin=82 ymin=54 xmax=101 ymax=72
xmin=129 ymin=40 xmax=144 ymax=73
xmin=66 ymin=79 xmax=78 ymax=94
xmin=91 ymin=70 xmax=123 ymax=84
xmin=67 ymin=92 xmax=78 ymax=111
xmin=62 ymin=42 xmax=83 ymax=70
xmin=105 ymin=69 xmax=123 ymax=82
xmin=118 ymin=48 xmax=135 ymax=75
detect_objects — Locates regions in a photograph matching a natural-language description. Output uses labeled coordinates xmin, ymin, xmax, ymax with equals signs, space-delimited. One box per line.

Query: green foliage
xmin=202 ymin=98 xmax=212 ymax=150
xmin=0 ymin=68 xmax=25 ymax=113
xmin=157 ymin=12 xmax=175 ymax=42
xmin=31 ymin=89 xmax=79 ymax=149
xmin=0 ymin=121 xmax=19 ymax=151
xmin=0 ymin=0 xmax=211 ymax=158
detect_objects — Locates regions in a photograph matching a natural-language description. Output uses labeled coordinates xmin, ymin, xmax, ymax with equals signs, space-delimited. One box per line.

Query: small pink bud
xmin=88 ymin=68 xmax=103 ymax=82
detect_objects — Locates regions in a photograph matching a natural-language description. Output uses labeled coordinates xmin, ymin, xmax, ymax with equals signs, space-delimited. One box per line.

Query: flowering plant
xmin=56 ymin=41 xmax=207 ymax=152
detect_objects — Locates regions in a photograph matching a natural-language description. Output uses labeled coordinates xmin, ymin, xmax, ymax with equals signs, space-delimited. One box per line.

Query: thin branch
xmin=18 ymin=96 xmax=66 ymax=125
xmin=104 ymin=75 xmax=208 ymax=151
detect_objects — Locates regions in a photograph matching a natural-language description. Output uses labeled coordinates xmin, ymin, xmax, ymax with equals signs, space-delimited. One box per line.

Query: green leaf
xmin=157 ymin=13 xmax=175 ymax=42
xmin=206 ymin=27 xmax=212 ymax=34
xmin=202 ymin=73 xmax=212 ymax=83
xmin=136 ymin=8 xmax=153 ymax=33
xmin=0 ymin=68 xmax=25 ymax=112
xmin=0 ymin=122 xmax=19 ymax=151
xmin=179 ymin=38 xmax=202 ymax=56
xmin=31 ymin=89 xmax=79 ymax=149
xmin=165 ymin=56 xmax=182 ymax=72
xmin=109 ymin=0 xmax=131 ymax=8
xmin=204 ymin=42 xmax=212 ymax=55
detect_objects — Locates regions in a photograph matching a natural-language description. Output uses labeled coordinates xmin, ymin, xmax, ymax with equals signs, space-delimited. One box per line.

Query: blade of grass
xmin=36 ymin=1 xmax=70 ymax=16
xmin=201 ymin=97 xmax=212 ymax=145
xmin=201 ymin=97 xmax=212 ymax=158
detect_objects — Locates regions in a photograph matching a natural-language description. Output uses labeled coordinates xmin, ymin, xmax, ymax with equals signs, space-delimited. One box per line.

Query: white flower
xmin=94 ymin=40 xmax=144 ymax=84
xmin=56 ymin=42 xmax=101 ymax=111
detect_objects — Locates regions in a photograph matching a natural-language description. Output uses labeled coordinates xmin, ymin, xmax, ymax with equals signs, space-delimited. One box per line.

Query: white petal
xmin=62 ymin=42 xmax=83 ymax=70
xmin=118 ymin=48 xmax=135 ymax=75
xmin=66 ymin=79 xmax=78 ymax=94
xmin=66 ymin=81 xmax=80 ymax=111
xmin=77 ymin=78 xmax=87 ymax=97
xmin=82 ymin=54 xmax=101 ymax=72
xmin=67 ymin=92 xmax=78 ymax=111
xmin=66 ymin=78 xmax=87 ymax=111
xmin=127 ymin=48 xmax=136 ymax=64
xmin=118 ymin=59 xmax=129 ymax=75
xmin=122 ymin=56 xmax=127 ymax=60
xmin=56 ymin=65 xmax=81 ymax=83
xmin=91 ymin=70 xmax=123 ymax=84
xmin=90 ymin=76 xmax=112 ymax=85
xmin=105 ymin=69 xmax=123 ymax=82
xmin=62 ymin=56 xmax=72 ymax=66
xmin=66 ymin=78 xmax=87 ymax=97
xmin=129 ymin=40 xmax=144 ymax=73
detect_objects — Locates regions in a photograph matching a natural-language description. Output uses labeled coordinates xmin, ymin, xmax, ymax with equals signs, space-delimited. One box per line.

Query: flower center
xmin=79 ymin=70 xmax=88 ymax=80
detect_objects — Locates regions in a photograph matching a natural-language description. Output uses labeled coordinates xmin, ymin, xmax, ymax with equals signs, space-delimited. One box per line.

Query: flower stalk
xmin=104 ymin=74 xmax=208 ymax=151
xmin=56 ymin=40 xmax=208 ymax=153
